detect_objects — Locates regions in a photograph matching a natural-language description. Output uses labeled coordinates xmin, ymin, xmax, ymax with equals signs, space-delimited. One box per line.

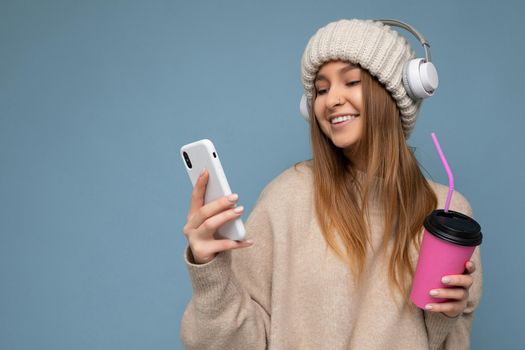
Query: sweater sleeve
xmin=179 ymin=190 xmax=273 ymax=350
xmin=424 ymin=191 xmax=483 ymax=350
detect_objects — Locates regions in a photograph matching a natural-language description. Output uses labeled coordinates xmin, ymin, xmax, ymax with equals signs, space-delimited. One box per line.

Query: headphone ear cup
xmin=402 ymin=58 xmax=439 ymax=100
xmin=419 ymin=61 xmax=439 ymax=94
xmin=300 ymin=94 xmax=310 ymax=121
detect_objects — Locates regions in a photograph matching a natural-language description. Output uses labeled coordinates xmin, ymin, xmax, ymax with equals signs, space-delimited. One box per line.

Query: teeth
xmin=331 ymin=115 xmax=356 ymax=124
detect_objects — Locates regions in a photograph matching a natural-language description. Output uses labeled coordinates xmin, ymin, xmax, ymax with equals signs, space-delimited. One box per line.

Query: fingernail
xmin=442 ymin=277 xmax=451 ymax=284
xmin=246 ymin=239 xmax=254 ymax=244
xmin=425 ymin=304 xmax=433 ymax=310
xmin=228 ymin=193 xmax=239 ymax=202
xmin=199 ymin=168 xmax=206 ymax=177
xmin=429 ymin=290 xmax=439 ymax=296
xmin=233 ymin=205 xmax=244 ymax=213
xmin=467 ymin=261 xmax=474 ymax=269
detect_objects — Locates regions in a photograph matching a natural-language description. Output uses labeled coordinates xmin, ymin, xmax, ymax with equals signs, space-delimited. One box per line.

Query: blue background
xmin=1 ymin=0 xmax=523 ymax=348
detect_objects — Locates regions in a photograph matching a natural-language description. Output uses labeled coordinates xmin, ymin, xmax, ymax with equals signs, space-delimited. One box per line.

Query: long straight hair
xmin=309 ymin=64 xmax=437 ymax=303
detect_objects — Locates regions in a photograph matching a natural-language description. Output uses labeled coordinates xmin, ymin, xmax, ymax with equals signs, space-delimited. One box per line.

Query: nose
xmin=326 ymin=86 xmax=344 ymax=109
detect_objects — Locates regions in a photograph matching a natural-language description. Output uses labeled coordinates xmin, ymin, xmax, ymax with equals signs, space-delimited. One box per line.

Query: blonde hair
xmin=308 ymin=63 xmax=437 ymax=303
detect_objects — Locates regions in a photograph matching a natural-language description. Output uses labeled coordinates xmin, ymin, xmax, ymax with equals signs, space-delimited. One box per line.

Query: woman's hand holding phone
xmin=183 ymin=169 xmax=254 ymax=265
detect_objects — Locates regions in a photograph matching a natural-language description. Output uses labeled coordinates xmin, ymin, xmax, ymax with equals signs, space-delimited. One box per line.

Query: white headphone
xmin=299 ymin=19 xmax=439 ymax=120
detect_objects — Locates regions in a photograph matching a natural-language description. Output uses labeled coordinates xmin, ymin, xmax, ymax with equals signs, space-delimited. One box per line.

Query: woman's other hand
xmin=424 ymin=260 xmax=476 ymax=318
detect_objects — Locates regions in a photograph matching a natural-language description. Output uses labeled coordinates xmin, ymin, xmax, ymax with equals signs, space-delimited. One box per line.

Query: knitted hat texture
xmin=301 ymin=19 xmax=422 ymax=138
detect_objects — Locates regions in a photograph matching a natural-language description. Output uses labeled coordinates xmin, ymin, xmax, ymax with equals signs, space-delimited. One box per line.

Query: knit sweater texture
xmin=180 ymin=160 xmax=483 ymax=349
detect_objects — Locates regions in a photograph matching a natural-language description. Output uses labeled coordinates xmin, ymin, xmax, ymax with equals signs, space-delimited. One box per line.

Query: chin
xmin=332 ymin=136 xmax=359 ymax=150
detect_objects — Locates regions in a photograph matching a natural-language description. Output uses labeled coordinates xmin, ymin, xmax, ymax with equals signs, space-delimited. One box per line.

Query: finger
xmin=425 ymin=300 xmax=465 ymax=317
xmin=188 ymin=168 xmax=209 ymax=217
xmin=429 ymin=288 xmax=469 ymax=301
xmin=194 ymin=206 xmax=244 ymax=239
xmin=191 ymin=239 xmax=254 ymax=264
xmin=465 ymin=260 xmax=476 ymax=274
xmin=206 ymin=238 xmax=254 ymax=255
xmin=441 ymin=274 xmax=474 ymax=289
xmin=188 ymin=193 xmax=240 ymax=229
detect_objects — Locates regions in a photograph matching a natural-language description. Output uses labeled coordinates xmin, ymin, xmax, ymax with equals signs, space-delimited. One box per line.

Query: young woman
xmin=180 ymin=19 xmax=482 ymax=349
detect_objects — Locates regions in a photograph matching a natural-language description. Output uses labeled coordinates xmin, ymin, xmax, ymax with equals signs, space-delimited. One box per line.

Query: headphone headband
xmin=376 ymin=19 xmax=432 ymax=62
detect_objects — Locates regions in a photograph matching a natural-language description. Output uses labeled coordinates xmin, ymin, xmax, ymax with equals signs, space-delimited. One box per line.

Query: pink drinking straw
xmin=431 ymin=132 xmax=454 ymax=212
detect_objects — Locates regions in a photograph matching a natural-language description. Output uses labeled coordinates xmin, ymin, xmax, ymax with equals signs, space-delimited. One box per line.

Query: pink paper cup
xmin=410 ymin=209 xmax=482 ymax=309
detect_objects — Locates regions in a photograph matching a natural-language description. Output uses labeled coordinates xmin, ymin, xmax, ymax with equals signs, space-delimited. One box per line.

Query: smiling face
xmin=313 ymin=60 xmax=364 ymax=158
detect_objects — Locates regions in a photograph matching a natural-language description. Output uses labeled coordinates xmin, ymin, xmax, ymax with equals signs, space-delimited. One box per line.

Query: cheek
xmin=314 ymin=114 xmax=327 ymax=131
xmin=313 ymin=99 xmax=321 ymax=118
xmin=313 ymin=112 xmax=330 ymax=135
xmin=355 ymin=90 xmax=363 ymax=111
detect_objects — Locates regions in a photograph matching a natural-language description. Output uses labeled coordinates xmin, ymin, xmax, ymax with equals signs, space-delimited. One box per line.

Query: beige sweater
xmin=180 ymin=160 xmax=482 ymax=349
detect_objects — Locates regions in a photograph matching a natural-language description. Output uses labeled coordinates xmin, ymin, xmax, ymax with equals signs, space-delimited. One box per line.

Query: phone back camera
xmin=183 ymin=151 xmax=192 ymax=169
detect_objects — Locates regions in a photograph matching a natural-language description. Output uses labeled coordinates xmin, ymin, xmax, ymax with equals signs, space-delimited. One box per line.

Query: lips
xmin=328 ymin=114 xmax=359 ymax=130
xmin=328 ymin=113 xmax=359 ymax=123
xmin=331 ymin=115 xmax=353 ymax=124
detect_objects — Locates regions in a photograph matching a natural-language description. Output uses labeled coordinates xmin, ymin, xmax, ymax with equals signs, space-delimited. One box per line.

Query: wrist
xmin=188 ymin=246 xmax=216 ymax=265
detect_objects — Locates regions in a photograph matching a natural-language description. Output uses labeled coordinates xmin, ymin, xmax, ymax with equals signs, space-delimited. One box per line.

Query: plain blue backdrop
xmin=1 ymin=0 xmax=524 ymax=348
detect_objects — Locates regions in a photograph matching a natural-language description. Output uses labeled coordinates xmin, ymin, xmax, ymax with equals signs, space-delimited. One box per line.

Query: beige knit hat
xmin=301 ymin=19 xmax=423 ymax=138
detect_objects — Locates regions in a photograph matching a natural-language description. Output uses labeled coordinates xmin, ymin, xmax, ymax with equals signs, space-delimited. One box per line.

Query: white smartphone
xmin=180 ymin=139 xmax=246 ymax=241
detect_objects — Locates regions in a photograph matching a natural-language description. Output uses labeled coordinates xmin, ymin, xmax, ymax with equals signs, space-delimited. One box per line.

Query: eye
xmin=346 ymin=80 xmax=361 ymax=87
xmin=316 ymin=88 xmax=327 ymax=95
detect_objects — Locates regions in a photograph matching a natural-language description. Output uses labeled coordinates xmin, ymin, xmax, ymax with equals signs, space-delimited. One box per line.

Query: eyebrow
xmin=315 ymin=63 xmax=359 ymax=83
